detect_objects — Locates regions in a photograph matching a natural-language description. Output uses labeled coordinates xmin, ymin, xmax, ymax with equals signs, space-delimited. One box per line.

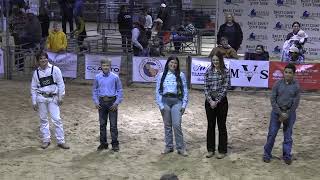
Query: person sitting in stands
xmin=244 ymin=45 xmax=269 ymax=61
xmin=208 ymin=36 xmax=238 ymax=59
xmin=172 ymin=19 xmax=196 ymax=52
xmin=46 ymin=22 xmax=67 ymax=53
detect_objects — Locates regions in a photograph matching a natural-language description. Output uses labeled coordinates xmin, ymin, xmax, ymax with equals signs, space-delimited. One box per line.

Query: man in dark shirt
xmin=118 ymin=5 xmax=132 ymax=52
xmin=263 ymin=63 xmax=301 ymax=165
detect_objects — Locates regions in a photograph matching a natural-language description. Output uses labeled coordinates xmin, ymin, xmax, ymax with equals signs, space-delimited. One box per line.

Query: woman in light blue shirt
xmin=155 ymin=56 xmax=188 ymax=156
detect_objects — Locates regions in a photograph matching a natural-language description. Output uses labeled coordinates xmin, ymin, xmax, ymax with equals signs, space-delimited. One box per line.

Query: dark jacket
xmin=244 ymin=52 xmax=269 ymax=61
xmin=157 ymin=8 xmax=169 ymax=30
xmin=118 ymin=12 xmax=133 ymax=33
xmin=217 ymin=22 xmax=243 ymax=51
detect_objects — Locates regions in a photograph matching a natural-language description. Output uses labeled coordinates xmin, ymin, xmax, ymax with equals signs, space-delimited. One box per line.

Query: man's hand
xmin=109 ymin=104 xmax=118 ymax=111
xmin=95 ymin=104 xmax=101 ymax=109
xmin=279 ymin=112 xmax=289 ymax=123
xmin=180 ymin=108 xmax=185 ymax=115
xmin=58 ymin=99 xmax=63 ymax=106
xmin=33 ymin=104 xmax=38 ymax=111
xmin=209 ymin=100 xmax=217 ymax=109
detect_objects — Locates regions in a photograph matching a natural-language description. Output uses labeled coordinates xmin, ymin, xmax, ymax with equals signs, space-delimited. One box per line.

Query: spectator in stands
xmin=156 ymin=56 xmax=188 ymax=157
xmin=92 ymin=59 xmax=123 ymax=152
xmin=149 ymin=18 xmax=165 ymax=56
xmin=217 ymin=13 xmax=243 ymax=52
xmin=58 ymin=0 xmax=74 ymax=34
xmin=118 ymin=5 xmax=132 ymax=53
xmin=157 ymin=3 xmax=169 ymax=30
xmin=244 ymin=45 xmax=269 ymax=61
xmin=38 ymin=0 xmax=50 ymax=49
xmin=171 ymin=19 xmax=196 ymax=52
xmin=20 ymin=13 xmax=42 ymax=49
xmin=46 ymin=22 xmax=67 ymax=53
xmin=144 ymin=8 xmax=153 ymax=40
xmin=208 ymin=36 xmax=238 ymax=59
xmin=263 ymin=63 xmax=300 ymax=165
xmin=31 ymin=51 xmax=70 ymax=150
xmin=132 ymin=21 xmax=148 ymax=56
xmin=73 ymin=14 xmax=87 ymax=51
xmin=281 ymin=21 xmax=307 ymax=63
xmin=286 ymin=46 xmax=304 ymax=64
xmin=204 ymin=52 xmax=230 ymax=159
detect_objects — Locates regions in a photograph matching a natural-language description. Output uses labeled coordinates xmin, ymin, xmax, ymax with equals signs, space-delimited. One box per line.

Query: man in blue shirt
xmin=263 ymin=63 xmax=300 ymax=165
xmin=92 ymin=59 xmax=123 ymax=151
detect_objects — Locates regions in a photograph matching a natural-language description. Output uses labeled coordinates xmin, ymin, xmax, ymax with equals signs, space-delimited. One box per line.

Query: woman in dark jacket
xmin=217 ymin=13 xmax=243 ymax=52
xmin=244 ymin=45 xmax=269 ymax=61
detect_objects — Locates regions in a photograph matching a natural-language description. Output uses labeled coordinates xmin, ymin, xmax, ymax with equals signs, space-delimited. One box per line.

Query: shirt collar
xmin=38 ymin=63 xmax=52 ymax=71
xmin=103 ymin=71 xmax=110 ymax=77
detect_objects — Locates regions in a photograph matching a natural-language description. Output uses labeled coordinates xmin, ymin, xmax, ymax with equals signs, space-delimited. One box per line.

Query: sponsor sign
xmin=47 ymin=52 xmax=77 ymax=78
xmin=132 ymin=56 xmax=167 ymax=82
xmin=269 ymin=62 xmax=320 ymax=90
xmin=85 ymin=54 xmax=121 ymax=80
xmin=229 ymin=60 xmax=269 ymax=87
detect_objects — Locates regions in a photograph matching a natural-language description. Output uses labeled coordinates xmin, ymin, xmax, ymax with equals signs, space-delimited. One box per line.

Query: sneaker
xmin=263 ymin=157 xmax=271 ymax=163
xmin=41 ymin=142 xmax=50 ymax=149
xmin=57 ymin=143 xmax=70 ymax=149
xmin=161 ymin=148 xmax=174 ymax=154
xmin=206 ymin=151 xmax=215 ymax=158
xmin=216 ymin=153 xmax=226 ymax=159
xmin=112 ymin=145 xmax=120 ymax=152
xmin=177 ymin=150 xmax=188 ymax=157
xmin=284 ymin=159 xmax=292 ymax=165
xmin=97 ymin=144 xmax=108 ymax=151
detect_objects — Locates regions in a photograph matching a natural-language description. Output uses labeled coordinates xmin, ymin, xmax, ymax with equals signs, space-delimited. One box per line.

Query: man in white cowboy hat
xmin=287 ymin=45 xmax=304 ymax=64
xmin=157 ymin=3 xmax=169 ymax=30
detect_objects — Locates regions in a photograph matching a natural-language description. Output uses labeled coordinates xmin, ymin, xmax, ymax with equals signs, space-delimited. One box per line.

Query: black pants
xmin=120 ymin=31 xmax=132 ymax=52
xmin=205 ymin=97 xmax=228 ymax=153
xmin=61 ymin=6 xmax=74 ymax=33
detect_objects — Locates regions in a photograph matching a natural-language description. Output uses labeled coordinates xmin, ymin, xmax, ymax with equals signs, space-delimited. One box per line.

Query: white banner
xmin=0 ymin=49 xmax=4 ymax=74
xmin=47 ymin=52 xmax=78 ymax=78
xmin=217 ymin=0 xmax=320 ymax=60
xmin=191 ymin=57 xmax=230 ymax=85
xmin=229 ymin=60 xmax=269 ymax=88
xmin=85 ymin=54 xmax=121 ymax=80
xmin=132 ymin=56 xmax=167 ymax=82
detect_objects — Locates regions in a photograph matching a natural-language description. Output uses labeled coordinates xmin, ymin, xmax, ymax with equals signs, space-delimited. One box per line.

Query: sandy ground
xmin=0 ymin=80 xmax=319 ymax=180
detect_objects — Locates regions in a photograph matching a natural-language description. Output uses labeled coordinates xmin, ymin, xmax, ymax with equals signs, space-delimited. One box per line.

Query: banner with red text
xmin=269 ymin=62 xmax=320 ymax=90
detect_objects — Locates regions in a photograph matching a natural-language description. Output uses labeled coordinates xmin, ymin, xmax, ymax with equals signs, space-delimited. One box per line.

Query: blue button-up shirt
xmin=92 ymin=72 xmax=123 ymax=105
xmin=155 ymin=71 xmax=188 ymax=109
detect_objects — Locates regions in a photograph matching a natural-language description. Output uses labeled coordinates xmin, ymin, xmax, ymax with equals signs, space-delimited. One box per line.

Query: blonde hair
xmin=100 ymin=58 xmax=111 ymax=65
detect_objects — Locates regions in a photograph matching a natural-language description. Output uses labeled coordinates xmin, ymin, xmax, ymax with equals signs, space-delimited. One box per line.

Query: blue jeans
xmin=161 ymin=97 xmax=185 ymax=151
xmin=264 ymin=110 xmax=296 ymax=160
xmin=98 ymin=99 xmax=119 ymax=146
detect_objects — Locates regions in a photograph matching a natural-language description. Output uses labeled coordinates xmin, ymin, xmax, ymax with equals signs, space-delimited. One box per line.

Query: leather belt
xmin=101 ymin=96 xmax=116 ymax=102
xmin=39 ymin=92 xmax=57 ymax=98
xmin=163 ymin=93 xmax=178 ymax=98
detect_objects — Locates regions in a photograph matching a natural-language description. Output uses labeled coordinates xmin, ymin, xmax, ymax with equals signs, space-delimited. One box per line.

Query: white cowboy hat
xmin=154 ymin=18 xmax=163 ymax=24
xmin=289 ymin=45 xmax=299 ymax=53
xmin=160 ymin=3 xmax=166 ymax=8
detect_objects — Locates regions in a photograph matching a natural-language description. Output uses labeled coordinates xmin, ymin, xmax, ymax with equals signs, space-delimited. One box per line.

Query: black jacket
xmin=118 ymin=12 xmax=132 ymax=33
xmin=217 ymin=22 xmax=243 ymax=51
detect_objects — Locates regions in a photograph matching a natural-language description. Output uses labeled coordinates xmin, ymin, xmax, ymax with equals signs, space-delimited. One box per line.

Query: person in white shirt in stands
xmin=144 ymin=8 xmax=153 ymax=40
xmin=31 ymin=51 xmax=70 ymax=150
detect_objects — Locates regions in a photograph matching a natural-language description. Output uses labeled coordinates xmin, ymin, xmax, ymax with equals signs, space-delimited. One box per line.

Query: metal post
xmin=5 ymin=0 xmax=11 ymax=79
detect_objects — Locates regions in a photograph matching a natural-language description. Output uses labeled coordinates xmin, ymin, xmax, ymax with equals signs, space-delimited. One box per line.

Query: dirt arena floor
xmin=0 ymin=80 xmax=319 ymax=180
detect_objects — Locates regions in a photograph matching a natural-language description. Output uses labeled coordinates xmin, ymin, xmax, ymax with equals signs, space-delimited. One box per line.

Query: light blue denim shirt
xmin=155 ymin=71 xmax=188 ymax=109
xmin=92 ymin=72 xmax=123 ymax=105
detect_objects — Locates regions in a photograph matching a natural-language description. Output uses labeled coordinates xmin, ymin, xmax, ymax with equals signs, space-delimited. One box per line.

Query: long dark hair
xmin=159 ymin=56 xmax=184 ymax=98
xmin=211 ymin=52 xmax=227 ymax=84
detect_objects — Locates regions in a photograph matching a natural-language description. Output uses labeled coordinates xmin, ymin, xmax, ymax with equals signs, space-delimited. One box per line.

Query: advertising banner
xmin=85 ymin=54 xmax=121 ymax=80
xmin=47 ymin=52 xmax=77 ymax=78
xmin=269 ymin=62 xmax=320 ymax=90
xmin=132 ymin=56 xmax=167 ymax=82
xmin=229 ymin=60 xmax=269 ymax=88
xmin=217 ymin=0 xmax=320 ymax=60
